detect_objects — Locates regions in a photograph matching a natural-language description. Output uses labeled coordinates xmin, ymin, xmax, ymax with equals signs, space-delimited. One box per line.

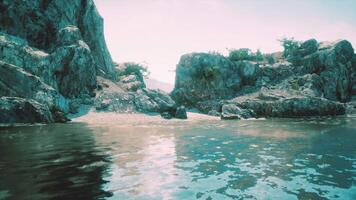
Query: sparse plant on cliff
xmin=254 ymin=49 xmax=264 ymax=62
xmin=279 ymin=37 xmax=301 ymax=58
xmin=118 ymin=62 xmax=150 ymax=78
xmin=228 ymin=48 xmax=264 ymax=62
xmin=228 ymin=48 xmax=252 ymax=61
xmin=194 ymin=65 xmax=219 ymax=82
xmin=265 ymin=54 xmax=275 ymax=64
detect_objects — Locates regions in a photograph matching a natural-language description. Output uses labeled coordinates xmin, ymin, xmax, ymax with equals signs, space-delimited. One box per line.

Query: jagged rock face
xmin=0 ymin=31 xmax=97 ymax=98
xmin=0 ymin=0 xmax=112 ymax=123
xmin=0 ymin=97 xmax=54 ymax=124
xmin=0 ymin=61 xmax=69 ymax=113
xmin=172 ymin=53 xmax=241 ymax=106
xmin=303 ymin=40 xmax=355 ymax=102
xmin=172 ymin=39 xmax=355 ymax=118
xmin=0 ymin=0 xmax=114 ymax=75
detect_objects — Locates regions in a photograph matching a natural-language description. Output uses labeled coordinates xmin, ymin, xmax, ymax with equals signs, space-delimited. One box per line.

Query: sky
xmin=94 ymin=0 xmax=356 ymax=84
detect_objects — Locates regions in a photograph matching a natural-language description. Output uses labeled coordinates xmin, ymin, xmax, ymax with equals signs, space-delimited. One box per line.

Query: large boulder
xmin=134 ymin=89 xmax=176 ymax=113
xmin=236 ymin=61 xmax=260 ymax=85
xmin=303 ymin=40 xmax=355 ymax=102
xmin=175 ymin=106 xmax=188 ymax=119
xmin=0 ymin=61 xmax=69 ymax=112
xmin=0 ymin=0 xmax=114 ymax=75
xmin=172 ymin=53 xmax=241 ymax=106
xmin=0 ymin=97 xmax=54 ymax=124
xmin=221 ymin=104 xmax=255 ymax=120
xmin=0 ymin=29 xmax=97 ymax=98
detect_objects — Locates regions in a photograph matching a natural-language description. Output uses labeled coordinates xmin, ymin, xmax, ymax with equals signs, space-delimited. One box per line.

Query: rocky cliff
xmin=0 ymin=0 xmax=114 ymax=75
xmin=0 ymin=0 xmax=186 ymax=124
xmin=172 ymin=39 xmax=356 ymax=119
xmin=0 ymin=0 xmax=112 ymax=123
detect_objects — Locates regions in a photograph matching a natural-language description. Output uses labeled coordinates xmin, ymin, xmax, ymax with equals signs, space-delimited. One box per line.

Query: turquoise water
xmin=0 ymin=116 xmax=356 ymax=199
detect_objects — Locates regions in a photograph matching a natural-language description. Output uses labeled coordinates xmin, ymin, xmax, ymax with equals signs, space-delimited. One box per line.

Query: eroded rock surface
xmin=0 ymin=97 xmax=57 ymax=124
xmin=172 ymin=39 xmax=356 ymax=119
xmin=0 ymin=0 xmax=112 ymax=124
xmin=0 ymin=0 xmax=114 ymax=75
xmin=94 ymin=74 xmax=186 ymax=119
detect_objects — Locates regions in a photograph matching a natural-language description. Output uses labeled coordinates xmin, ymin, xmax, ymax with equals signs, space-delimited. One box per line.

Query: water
xmin=0 ymin=116 xmax=356 ymax=200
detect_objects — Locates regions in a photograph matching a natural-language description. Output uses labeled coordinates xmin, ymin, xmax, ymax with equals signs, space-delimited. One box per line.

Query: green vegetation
xmin=228 ymin=48 xmax=264 ymax=62
xmin=194 ymin=65 xmax=219 ymax=81
xmin=265 ymin=54 xmax=275 ymax=64
xmin=254 ymin=49 xmax=263 ymax=62
xmin=228 ymin=48 xmax=252 ymax=61
xmin=279 ymin=37 xmax=302 ymax=64
xmin=118 ymin=62 xmax=149 ymax=78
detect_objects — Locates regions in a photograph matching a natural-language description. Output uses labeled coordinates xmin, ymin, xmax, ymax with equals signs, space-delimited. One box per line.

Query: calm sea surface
xmin=0 ymin=116 xmax=356 ymax=200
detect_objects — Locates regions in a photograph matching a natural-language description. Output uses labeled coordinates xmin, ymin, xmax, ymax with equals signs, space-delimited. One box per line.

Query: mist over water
xmin=1 ymin=116 xmax=356 ymax=199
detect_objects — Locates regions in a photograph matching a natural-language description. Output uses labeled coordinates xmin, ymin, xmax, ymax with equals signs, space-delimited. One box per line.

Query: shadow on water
xmin=0 ymin=123 xmax=113 ymax=200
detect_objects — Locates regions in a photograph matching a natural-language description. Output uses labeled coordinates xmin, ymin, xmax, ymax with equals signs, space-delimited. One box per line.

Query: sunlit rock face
xmin=0 ymin=61 xmax=69 ymax=112
xmin=172 ymin=53 xmax=241 ymax=106
xmin=0 ymin=0 xmax=114 ymax=75
xmin=95 ymin=77 xmax=184 ymax=119
xmin=93 ymin=63 xmax=186 ymax=119
xmin=0 ymin=0 xmax=113 ymax=123
xmin=172 ymin=39 xmax=356 ymax=118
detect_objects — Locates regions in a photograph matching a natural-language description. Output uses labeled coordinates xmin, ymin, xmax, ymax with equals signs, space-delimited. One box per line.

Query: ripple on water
xmin=1 ymin=116 xmax=356 ymax=199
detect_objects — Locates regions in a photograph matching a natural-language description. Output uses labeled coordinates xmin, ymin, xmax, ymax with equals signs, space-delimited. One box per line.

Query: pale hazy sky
xmin=94 ymin=0 xmax=356 ymax=84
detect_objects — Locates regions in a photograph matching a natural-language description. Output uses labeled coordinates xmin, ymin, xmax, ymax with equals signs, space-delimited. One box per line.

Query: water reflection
xmin=1 ymin=116 xmax=356 ymax=199
xmin=0 ymin=123 xmax=112 ymax=200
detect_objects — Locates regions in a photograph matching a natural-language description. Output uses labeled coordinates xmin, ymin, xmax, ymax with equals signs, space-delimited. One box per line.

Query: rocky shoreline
xmin=172 ymin=39 xmax=356 ymax=120
xmin=0 ymin=0 xmax=355 ymax=125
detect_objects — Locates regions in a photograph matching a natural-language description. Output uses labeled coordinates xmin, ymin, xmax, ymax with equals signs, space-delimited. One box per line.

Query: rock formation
xmin=0 ymin=0 xmax=114 ymax=75
xmin=1 ymin=0 xmax=354 ymax=123
xmin=94 ymin=63 xmax=186 ymax=119
xmin=0 ymin=97 xmax=68 ymax=124
xmin=0 ymin=0 xmax=110 ymax=123
xmin=172 ymin=39 xmax=356 ymax=119
xmin=0 ymin=0 xmax=186 ymax=124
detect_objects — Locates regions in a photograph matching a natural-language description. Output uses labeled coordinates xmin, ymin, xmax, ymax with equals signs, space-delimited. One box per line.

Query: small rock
xmin=221 ymin=104 xmax=242 ymax=120
xmin=175 ymin=106 xmax=187 ymax=119
xmin=208 ymin=110 xmax=220 ymax=117
xmin=161 ymin=112 xmax=173 ymax=119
